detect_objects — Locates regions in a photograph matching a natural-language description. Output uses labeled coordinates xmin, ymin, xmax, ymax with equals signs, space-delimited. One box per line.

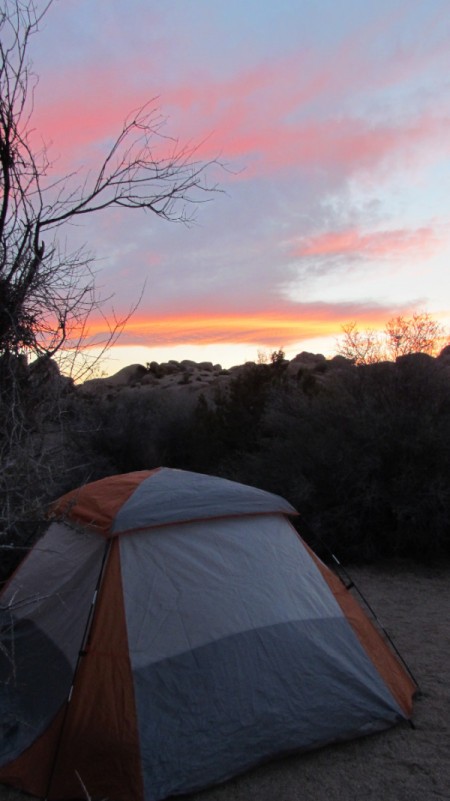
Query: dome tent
xmin=0 ymin=468 xmax=416 ymax=801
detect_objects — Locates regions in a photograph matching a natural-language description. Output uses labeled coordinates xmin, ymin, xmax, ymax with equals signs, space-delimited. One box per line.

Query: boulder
xmin=103 ymin=364 xmax=148 ymax=386
xmin=291 ymin=351 xmax=326 ymax=365
xmin=328 ymin=355 xmax=355 ymax=369
xmin=287 ymin=352 xmax=326 ymax=376
xmin=437 ymin=344 xmax=450 ymax=361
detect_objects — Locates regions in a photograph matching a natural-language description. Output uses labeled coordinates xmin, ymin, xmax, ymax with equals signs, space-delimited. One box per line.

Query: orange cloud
xmin=78 ymin=304 xmax=402 ymax=351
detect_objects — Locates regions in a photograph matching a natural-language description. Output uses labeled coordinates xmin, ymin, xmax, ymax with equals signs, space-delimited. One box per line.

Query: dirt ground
xmin=1 ymin=562 xmax=449 ymax=801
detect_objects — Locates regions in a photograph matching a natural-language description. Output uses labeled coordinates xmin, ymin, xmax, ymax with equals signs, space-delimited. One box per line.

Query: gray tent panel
xmin=133 ymin=618 xmax=403 ymax=800
xmin=112 ymin=468 xmax=297 ymax=534
xmin=119 ymin=514 xmax=405 ymax=800
xmin=0 ymin=523 xmax=105 ymax=766
xmin=119 ymin=515 xmax=338 ymax=665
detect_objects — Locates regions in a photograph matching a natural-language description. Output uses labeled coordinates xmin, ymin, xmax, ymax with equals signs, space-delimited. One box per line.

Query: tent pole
xmin=42 ymin=535 xmax=113 ymax=801
xmin=328 ymin=549 xmax=420 ymax=692
xmin=297 ymin=518 xmax=420 ymax=693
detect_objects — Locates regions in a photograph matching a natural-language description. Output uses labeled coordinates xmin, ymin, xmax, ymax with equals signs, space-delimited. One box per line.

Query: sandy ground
xmin=1 ymin=562 xmax=449 ymax=801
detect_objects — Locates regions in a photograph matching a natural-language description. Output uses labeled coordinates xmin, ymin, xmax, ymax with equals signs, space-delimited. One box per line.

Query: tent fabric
xmin=50 ymin=470 xmax=156 ymax=535
xmin=112 ymin=467 xmax=298 ymax=533
xmin=0 ymin=523 xmax=105 ymax=765
xmin=0 ymin=468 xmax=417 ymax=801
xmin=51 ymin=467 xmax=298 ymax=535
xmin=307 ymin=546 xmax=416 ymax=717
xmin=46 ymin=539 xmax=145 ymax=801
xmin=120 ymin=514 xmax=408 ymax=800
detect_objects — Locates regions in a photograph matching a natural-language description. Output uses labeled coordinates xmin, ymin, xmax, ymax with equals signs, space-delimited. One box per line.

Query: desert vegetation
xmin=2 ymin=341 xmax=449 ymax=585
xmin=338 ymin=312 xmax=445 ymax=364
xmin=84 ymin=345 xmax=450 ymax=565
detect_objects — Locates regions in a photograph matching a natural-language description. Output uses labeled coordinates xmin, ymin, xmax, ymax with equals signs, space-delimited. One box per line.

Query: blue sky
xmin=28 ymin=0 xmax=450 ymax=370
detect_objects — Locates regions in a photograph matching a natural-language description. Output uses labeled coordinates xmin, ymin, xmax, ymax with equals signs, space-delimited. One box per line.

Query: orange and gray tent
xmin=0 ymin=468 xmax=416 ymax=801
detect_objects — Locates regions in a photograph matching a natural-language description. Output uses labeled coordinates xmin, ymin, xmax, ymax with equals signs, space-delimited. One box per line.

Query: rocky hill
xmin=79 ymin=352 xmax=357 ymax=397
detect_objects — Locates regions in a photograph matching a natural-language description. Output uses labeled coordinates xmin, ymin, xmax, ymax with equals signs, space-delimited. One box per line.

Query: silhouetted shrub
xmin=187 ymin=355 xmax=450 ymax=562
xmin=3 ymin=352 xmax=450 ymax=580
xmin=87 ymin=389 xmax=199 ymax=473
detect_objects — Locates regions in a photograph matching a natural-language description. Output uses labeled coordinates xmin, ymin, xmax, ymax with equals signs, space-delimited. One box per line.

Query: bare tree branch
xmin=0 ymin=0 xmax=220 ymax=567
xmin=0 ymin=0 xmax=219 ymax=363
xmin=337 ymin=313 xmax=446 ymax=365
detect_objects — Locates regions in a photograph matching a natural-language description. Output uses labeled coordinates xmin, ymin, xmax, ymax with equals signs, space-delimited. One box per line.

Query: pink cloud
xmin=32 ymin=20 xmax=450 ymax=183
xmin=293 ymin=225 xmax=440 ymax=261
xmin=36 ymin=95 xmax=449 ymax=189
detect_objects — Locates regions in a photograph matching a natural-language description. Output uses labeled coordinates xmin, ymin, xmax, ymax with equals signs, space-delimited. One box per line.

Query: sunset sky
xmin=30 ymin=0 xmax=450 ymax=372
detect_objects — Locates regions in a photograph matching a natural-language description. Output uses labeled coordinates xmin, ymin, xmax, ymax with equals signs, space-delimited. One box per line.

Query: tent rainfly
xmin=0 ymin=468 xmax=417 ymax=801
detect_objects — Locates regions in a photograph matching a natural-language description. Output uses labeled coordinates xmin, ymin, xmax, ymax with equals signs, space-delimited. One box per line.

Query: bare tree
xmin=385 ymin=313 xmax=444 ymax=360
xmin=337 ymin=313 xmax=446 ymax=365
xmin=337 ymin=321 xmax=384 ymax=365
xmin=0 ymin=0 xmax=218 ymax=371
xmin=0 ymin=0 xmax=219 ymax=569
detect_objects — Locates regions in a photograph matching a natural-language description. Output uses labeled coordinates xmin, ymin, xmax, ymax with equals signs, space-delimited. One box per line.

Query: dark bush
xmin=3 ymin=352 xmax=450 ymax=580
xmin=186 ymin=355 xmax=450 ymax=562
